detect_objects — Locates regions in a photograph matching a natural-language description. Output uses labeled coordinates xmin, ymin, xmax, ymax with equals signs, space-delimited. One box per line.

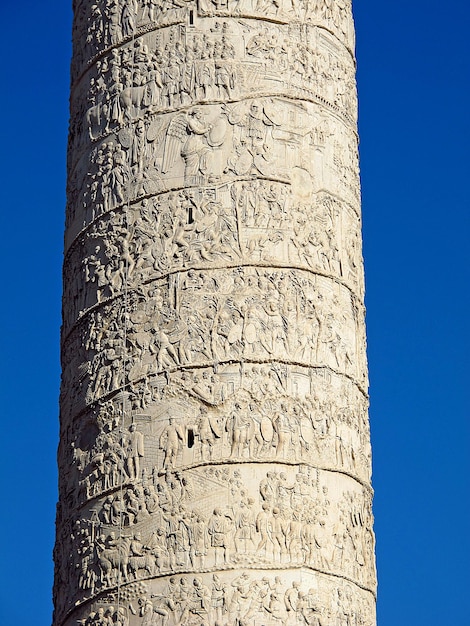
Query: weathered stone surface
xmin=55 ymin=1 xmax=376 ymax=625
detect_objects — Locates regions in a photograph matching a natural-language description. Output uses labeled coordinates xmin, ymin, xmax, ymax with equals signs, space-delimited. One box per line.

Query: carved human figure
xmin=234 ymin=498 xmax=256 ymax=553
xmin=284 ymin=580 xmax=300 ymax=615
xmin=228 ymin=572 xmax=252 ymax=622
xmin=164 ymin=509 xmax=189 ymax=569
xmin=159 ymin=418 xmax=184 ymax=469
xmin=286 ymin=510 xmax=304 ymax=563
xmin=269 ymin=507 xmax=287 ymax=563
xmin=139 ymin=595 xmax=168 ymax=626
xmin=256 ymin=502 xmax=272 ymax=555
xmin=273 ymin=403 xmax=291 ymax=459
xmin=207 ymin=508 xmax=232 ymax=566
xmin=124 ymin=424 xmax=144 ymax=480
xmin=210 ymin=573 xmax=227 ymax=623
xmin=188 ymin=576 xmax=211 ymax=619
xmin=195 ymin=407 xmax=217 ymax=460
xmin=228 ymin=401 xmax=252 ymax=458
xmin=121 ymin=1 xmax=137 ymax=38
xmin=187 ymin=514 xmax=208 ymax=569
xmin=154 ymin=327 xmax=180 ymax=370
xmin=298 ymin=588 xmax=324 ymax=626
xmin=181 ymin=108 xmax=213 ymax=185
xmin=152 ymin=526 xmax=171 ymax=569
xmin=259 ymin=471 xmax=277 ymax=505
xmin=84 ymin=246 xmax=108 ymax=304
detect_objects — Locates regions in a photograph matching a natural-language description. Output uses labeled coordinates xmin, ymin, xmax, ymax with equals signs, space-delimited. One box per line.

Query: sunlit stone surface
xmin=54 ymin=1 xmax=376 ymax=624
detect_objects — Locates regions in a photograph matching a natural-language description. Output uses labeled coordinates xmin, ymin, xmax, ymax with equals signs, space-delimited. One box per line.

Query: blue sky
xmin=0 ymin=1 xmax=468 ymax=624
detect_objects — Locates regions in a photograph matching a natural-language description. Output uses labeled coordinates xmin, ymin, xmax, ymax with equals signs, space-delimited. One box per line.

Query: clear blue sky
xmin=0 ymin=1 xmax=468 ymax=624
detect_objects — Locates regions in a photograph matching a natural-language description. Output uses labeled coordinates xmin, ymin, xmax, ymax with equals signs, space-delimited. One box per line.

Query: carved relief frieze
xmin=71 ymin=0 xmax=193 ymax=81
xmin=54 ymin=462 xmax=375 ymax=617
xmin=58 ymin=367 xmax=371 ymax=517
xmin=71 ymin=0 xmax=354 ymax=84
xmin=67 ymin=20 xmax=356 ymax=173
xmin=62 ymin=182 xmax=363 ymax=329
xmin=60 ymin=267 xmax=367 ymax=415
xmin=61 ymin=569 xmax=374 ymax=626
xmin=65 ymin=98 xmax=359 ymax=258
xmin=57 ymin=2 xmax=375 ymax=624
xmin=197 ymin=0 xmax=356 ymax=53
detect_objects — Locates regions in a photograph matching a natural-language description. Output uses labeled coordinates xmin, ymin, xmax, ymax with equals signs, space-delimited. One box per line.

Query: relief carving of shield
xmin=260 ymin=416 xmax=274 ymax=442
xmin=234 ymin=150 xmax=253 ymax=175
xmin=300 ymin=416 xmax=315 ymax=445
xmin=207 ymin=116 xmax=227 ymax=147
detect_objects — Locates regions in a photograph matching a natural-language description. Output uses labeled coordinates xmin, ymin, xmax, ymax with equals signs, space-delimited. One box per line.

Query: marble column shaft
xmin=54 ymin=1 xmax=377 ymax=625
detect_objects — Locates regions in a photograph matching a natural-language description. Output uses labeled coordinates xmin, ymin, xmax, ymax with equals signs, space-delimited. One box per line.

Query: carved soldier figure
xmin=210 ymin=573 xmax=227 ymax=623
xmin=159 ymin=418 xmax=184 ymax=469
xmin=124 ymin=423 xmax=144 ymax=480
xmin=228 ymin=401 xmax=252 ymax=458
xmin=273 ymin=403 xmax=292 ymax=459
xmin=208 ymin=508 xmax=232 ymax=566
xmin=284 ymin=580 xmax=301 ymax=614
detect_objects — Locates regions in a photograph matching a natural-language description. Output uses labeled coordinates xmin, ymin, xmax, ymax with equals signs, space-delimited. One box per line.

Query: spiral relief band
xmin=54 ymin=2 xmax=377 ymax=625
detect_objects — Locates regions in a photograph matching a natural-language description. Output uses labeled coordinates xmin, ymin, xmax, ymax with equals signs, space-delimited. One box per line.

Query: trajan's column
xmin=54 ymin=1 xmax=376 ymax=625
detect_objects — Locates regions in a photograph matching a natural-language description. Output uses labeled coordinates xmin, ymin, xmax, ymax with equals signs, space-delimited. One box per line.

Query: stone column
xmin=54 ymin=1 xmax=376 ymax=625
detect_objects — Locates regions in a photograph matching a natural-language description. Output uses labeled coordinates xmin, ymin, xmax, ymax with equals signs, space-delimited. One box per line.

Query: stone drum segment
xmin=54 ymin=1 xmax=377 ymax=625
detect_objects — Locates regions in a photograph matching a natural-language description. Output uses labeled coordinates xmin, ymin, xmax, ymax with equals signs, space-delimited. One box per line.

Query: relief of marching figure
xmin=55 ymin=462 xmax=375 ymax=614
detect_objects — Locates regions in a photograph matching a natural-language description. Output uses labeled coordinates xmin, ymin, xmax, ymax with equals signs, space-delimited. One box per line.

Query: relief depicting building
xmin=54 ymin=1 xmax=376 ymax=624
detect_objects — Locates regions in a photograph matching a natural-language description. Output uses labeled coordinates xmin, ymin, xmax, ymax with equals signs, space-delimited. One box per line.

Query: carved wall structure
xmin=55 ymin=1 xmax=376 ymax=624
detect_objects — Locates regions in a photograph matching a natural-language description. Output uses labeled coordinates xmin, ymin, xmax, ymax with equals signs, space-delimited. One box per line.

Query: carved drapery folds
xmin=55 ymin=1 xmax=376 ymax=625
